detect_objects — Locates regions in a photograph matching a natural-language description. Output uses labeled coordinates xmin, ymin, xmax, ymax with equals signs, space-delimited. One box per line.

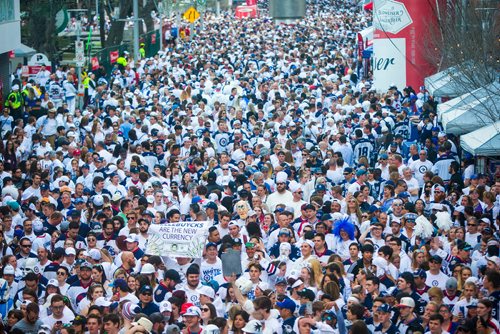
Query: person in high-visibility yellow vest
xmin=117 ymin=52 xmax=128 ymax=71
xmin=5 ymin=84 xmax=23 ymax=120
xmin=139 ymin=43 xmax=146 ymax=59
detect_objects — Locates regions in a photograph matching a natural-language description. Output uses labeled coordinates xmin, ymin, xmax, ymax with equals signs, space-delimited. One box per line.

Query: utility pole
xmin=76 ymin=17 xmax=83 ymax=111
xmin=133 ymin=0 xmax=140 ymax=61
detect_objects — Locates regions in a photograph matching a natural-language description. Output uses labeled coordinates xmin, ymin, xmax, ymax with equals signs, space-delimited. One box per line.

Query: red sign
xmin=91 ymin=57 xmax=100 ymax=70
xmin=235 ymin=5 xmax=257 ymax=19
xmin=373 ymin=0 xmax=441 ymax=89
xmin=246 ymin=0 xmax=257 ymax=5
xmin=110 ymin=51 xmax=119 ymax=64
xmin=28 ymin=65 xmax=52 ymax=75
xmin=151 ymin=33 xmax=156 ymax=45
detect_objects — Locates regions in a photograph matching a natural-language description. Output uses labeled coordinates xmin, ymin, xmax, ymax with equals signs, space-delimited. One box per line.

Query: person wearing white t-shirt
xmin=409 ymin=150 xmax=434 ymax=187
xmin=41 ymin=294 xmax=75 ymax=331
xmin=253 ymin=296 xmax=283 ymax=334
xmin=425 ymin=255 xmax=449 ymax=289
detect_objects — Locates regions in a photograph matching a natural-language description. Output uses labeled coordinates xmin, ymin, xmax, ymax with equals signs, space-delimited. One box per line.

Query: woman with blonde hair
xmin=346 ymin=196 xmax=363 ymax=227
xmin=428 ymin=286 xmax=444 ymax=305
xmin=309 ymin=259 xmax=324 ymax=288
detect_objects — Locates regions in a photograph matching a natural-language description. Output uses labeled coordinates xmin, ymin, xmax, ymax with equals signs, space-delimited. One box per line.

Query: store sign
xmin=373 ymin=38 xmax=406 ymax=91
xmin=374 ymin=0 xmax=412 ymax=34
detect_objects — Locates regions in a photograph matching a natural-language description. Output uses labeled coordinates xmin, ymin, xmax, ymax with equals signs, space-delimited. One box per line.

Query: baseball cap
xmin=276 ymin=298 xmax=296 ymax=311
xmin=3 ymin=265 xmax=15 ymax=275
xmin=356 ymin=169 xmax=367 ymax=177
xmin=205 ymin=242 xmax=218 ymax=249
xmin=486 ymin=256 xmax=500 ymax=267
xmin=125 ymin=234 xmax=139 ymax=243
xmin=429 ymin=255 xmax=443 ymax=263
xmin=397 ymin=297 xmax=415 ymax=308
xmin=275 ymin=277 xmax=287 ymax=286
xmin=140 ymin=285 xmax=153 ymax=294
xmin=413 ymin=269 xmax=427 ymax=279
xmin=278 ymin=228 xmax=291 ymax=236
xmin=183 ymin=306 xmax=201 ymax=317
xmin=140 ymin=263 xmax=156 ymax=275
xmin=398 ymin=192 xmax=410 ymax=199
xmin=160 ymin=301 xmax=173 ymax=313
xmin=378 ymin=304 xmax=392 ymax=313
xmin=164 ymin=269 xmax=182 ymax=283
xmin=109 ymin=278 xmax=129 ymax=291
xmin=404 ymin=213 xmax=417 ymax=222
xmin=196 ymin=285 xmax=215 ymax=299
xmin=446 ymin=277 xmax=458 ymax=289
xmin=297 ymin=288 xmax=315 ymax=301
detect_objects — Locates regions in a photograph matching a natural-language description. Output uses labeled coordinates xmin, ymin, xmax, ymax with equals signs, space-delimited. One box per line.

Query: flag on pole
xmin=86 ymin=27 xmax=93 ymax=50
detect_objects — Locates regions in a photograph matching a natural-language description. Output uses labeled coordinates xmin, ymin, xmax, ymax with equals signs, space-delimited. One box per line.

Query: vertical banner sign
xmin=109 ymin=51 xmax=119 ymax=63
xmin=373 ymin=38 xmax=406 ymax=91
xmin=91 ymin=57 xmax=100 ymax=70
xmin=373 ymin=0 xmax=437 ymax=91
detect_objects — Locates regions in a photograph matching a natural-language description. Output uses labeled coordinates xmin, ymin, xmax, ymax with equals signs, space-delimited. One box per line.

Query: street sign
xmin=75 ymin=41 xmax=85 ymax=67
xmin=183 ymin=7 xmax=200 ymax=23
xmin=75 ymin=41 xmax=84 ymax=54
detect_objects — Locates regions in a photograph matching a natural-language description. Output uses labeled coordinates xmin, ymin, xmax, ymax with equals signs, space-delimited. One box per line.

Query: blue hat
xmin=130 ymin=167 xmax=140 ymax=173
xmin=276 ymin=298 xmax=296 ymax=311
xmin=140 ymin=285 xmax=153 ymax=294
xmin=205 ymin=242 xmax=217 ymax=249
xmin=404 ymin=213 xmax=417 ymax=222
xmin=378 ymin=304 xmax=391 ymax=313
xmin=82 ymin=164 xmax=90 ymax=169
xmin=430 ymin=255 xmax=443 ymax=263
xmin=74 ymin=198 xmax=85 ymax=204
xmin=431 ymin=127 xmax=440 ymax=131
xmin=275 ymin=277 xmax=287 ymax=285
xmin=109 ymin=278 xmax=129 ymax=291
xmin=470 ymin=174 xmax=478 ymax=180
xmin=390 ymin=142 xmax=397 ymax=147
xmin=41 ymin=184 xmax=50 ymax=191
xmin=7 ymin=201 xmax=20 ymax=211
xmin=380 ymin=153 xmax=388 ymax=159
xmin=413 ymin=269 xmax=427 ymax=278
xmin=205 ymin=202 xmax=218 ymax=210
xmin=369 ymin=205 xmax=380 ymax=213
xmin=343 ymin=167 xmax=353 ymax=174
xmin=316 ymin=184 xmax=327 ymax=191
xmin=398 ymin=192 xmax=410 ymax=199
xmin=356 ymin=169 xmax=367 ymax=177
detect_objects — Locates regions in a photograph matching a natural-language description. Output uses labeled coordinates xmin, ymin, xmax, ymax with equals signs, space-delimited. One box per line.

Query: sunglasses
xmin=21 ymin=244 xmax=32 ymax=248
xmin=201 ymin=308 xmax=210 ymax=312
xmin=57 ymin=271 xmax=66 ymax=275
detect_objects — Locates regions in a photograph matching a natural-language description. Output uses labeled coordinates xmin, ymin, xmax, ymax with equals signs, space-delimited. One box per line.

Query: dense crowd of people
xmin=1 ymin=0 xmax=499 ymax=333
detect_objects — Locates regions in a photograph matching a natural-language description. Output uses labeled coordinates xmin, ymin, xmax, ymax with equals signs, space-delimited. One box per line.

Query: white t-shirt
xmin=425 ymin=270 xmax=449 ymax=289
xmin=41 ymin=313 xmax=75 ymax=330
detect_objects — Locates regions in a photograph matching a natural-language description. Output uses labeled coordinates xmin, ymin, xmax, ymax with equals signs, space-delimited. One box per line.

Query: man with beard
xmin=66 ymin=262 xmax=93 ymax=310
xmin=266 ymin=171 xmax=293 ymax=212
xmin=183 ymin=264 xmax=202 ymax=306
xmin=12 ymin=302 xmax=43 ymax=333
xmin=154 ymin=269 xmax=182 ymax=303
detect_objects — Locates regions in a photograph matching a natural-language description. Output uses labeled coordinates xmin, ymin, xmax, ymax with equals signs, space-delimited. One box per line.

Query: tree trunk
xmin=106 ymin=0 xmax=132 ymax=47
xmin=140 ymin=0 xmax=156 ymax=33
xmin=99 ymin=1 xmax=106 ymax=46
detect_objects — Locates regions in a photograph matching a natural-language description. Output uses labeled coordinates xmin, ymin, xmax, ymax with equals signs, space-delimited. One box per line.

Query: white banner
xmin=146 ymin=221 xmax=210 ymax=258
xmin=373 ymin=38 xmax=406 ymax=92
